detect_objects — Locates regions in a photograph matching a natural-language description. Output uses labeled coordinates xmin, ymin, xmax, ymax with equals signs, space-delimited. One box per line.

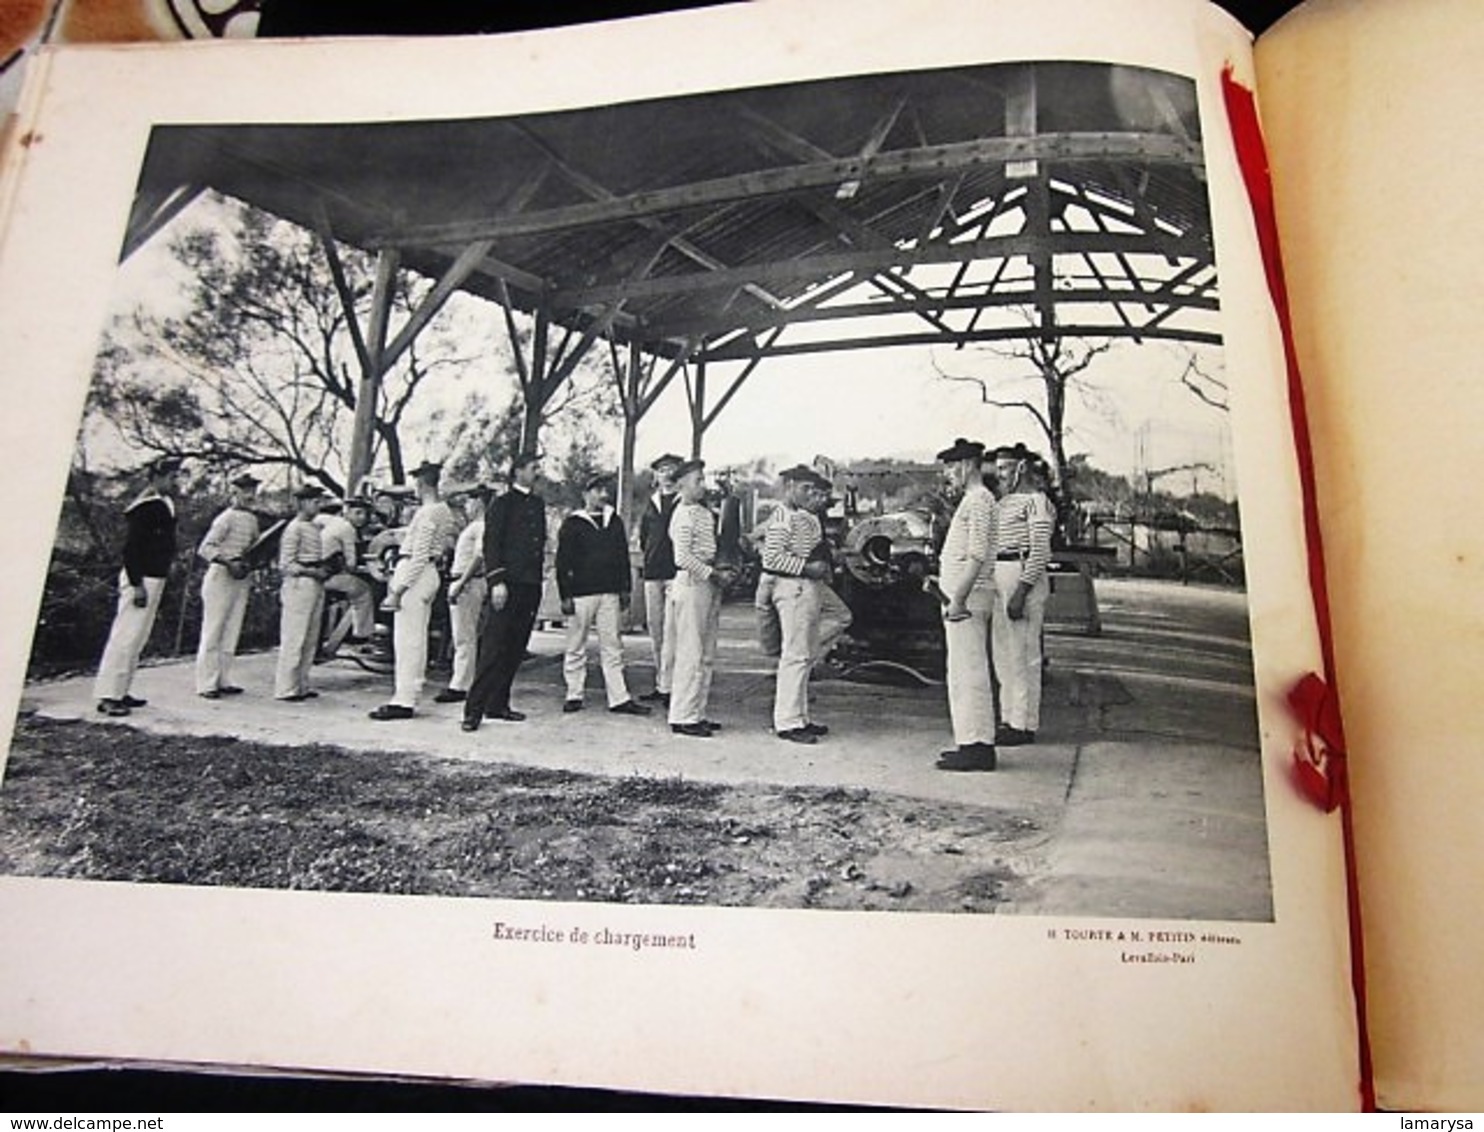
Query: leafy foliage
xmin=91 ymin=196 xmax=495 ymax=494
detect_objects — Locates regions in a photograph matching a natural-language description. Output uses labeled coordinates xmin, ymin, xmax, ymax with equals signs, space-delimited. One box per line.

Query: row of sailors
xmin=92 ymin=441 xmax=1054 ymax=772
xmin=935 ymin=437 xmax=1056 ymax=771
xmin=94 ymin=452 xmax=737 ymax=733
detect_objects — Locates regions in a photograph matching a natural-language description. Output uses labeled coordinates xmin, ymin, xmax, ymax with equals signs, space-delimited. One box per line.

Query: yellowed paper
xmin=1257 ymin=0 xmax=1484 ymax=1111
xmin=0 ymin=0 xmax=1359 ymax=1109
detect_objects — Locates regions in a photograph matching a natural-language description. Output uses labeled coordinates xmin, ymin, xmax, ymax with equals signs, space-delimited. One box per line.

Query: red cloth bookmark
xmin=1222 ymin=64 xmax=1374 ymax=1112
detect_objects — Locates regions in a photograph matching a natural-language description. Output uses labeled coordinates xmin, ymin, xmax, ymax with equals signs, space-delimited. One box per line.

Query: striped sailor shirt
xmin=394 ymin=500 xmax=457 ymax=591
xmin=315 ymin=512 xmax=359 ymax=570
xmin=451 ymin=519 xmax=485 ymax=578
xmin=669 ymin=501 xmax=718 ymax=581
xmin=278 ymin=517 xmax=325 ymax=578
xmin=940 ymin=481 xmax=998 ymax=593
xmin=761 ymin=504 xmax=822 ymax=578
xmin=197 ymin=506 xmax=260 ymax=566
xmin=996 ymin=490 xmax=1055 ymax=588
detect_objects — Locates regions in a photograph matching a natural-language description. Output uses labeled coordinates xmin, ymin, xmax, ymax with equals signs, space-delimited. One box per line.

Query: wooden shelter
xmin=122 ymin=59 xmax=1216 ymax=518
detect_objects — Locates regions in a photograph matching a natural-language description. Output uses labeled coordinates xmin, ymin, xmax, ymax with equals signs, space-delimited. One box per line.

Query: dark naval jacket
xmin=556 ymin=509 xmax=631 ymax=601
xmin=121 ymin=493 xmax=178 ymax=585
xmin=638 ymin=492 xmax=679 ymax=582
xmin=482 ymin=486 xmax=546 ymax=588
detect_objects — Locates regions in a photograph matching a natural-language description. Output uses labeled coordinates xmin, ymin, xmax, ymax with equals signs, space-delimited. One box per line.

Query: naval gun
xmin=831 ymin=505 xmax=949 ymax=682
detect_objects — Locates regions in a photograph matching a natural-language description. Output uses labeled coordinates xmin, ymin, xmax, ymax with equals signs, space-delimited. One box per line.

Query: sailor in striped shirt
xmin=762 ymin=465 xmax=833 ymax=744
xmin=666 ymin=458 xmax=733 ymax=737
xmin=371 ymin=461 xmax=458 ymax=721
xmin=194 ymin=471 xmax=261 ymax=698
xmin=435 ymin=483 xmax=490 ymax=705
xmin=990 ymin=445 xmax=1056 ymax=745
xmin=274 ymin=483 xmax=330 ymax=702
xmin=933 ymin=437 xmax=999 ymax=772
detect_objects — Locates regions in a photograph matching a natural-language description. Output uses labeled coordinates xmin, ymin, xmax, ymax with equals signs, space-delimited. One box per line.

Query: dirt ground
xmin=0 ymin=714 xmax=1046 ymax=913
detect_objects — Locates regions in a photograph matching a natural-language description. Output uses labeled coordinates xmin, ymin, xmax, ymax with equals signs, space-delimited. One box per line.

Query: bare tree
xmin=88 ymin=197 xmax=486 ymax=495
xmin=931 ymin=328 xmax=1113 ymax=486
xmin=424 ymin=320 xmax=622 ymax=489
xmin=1173 ymin=349 xmax=1229 ymax=412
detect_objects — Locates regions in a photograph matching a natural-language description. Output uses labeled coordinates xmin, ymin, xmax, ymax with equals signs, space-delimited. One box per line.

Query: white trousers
xmin=944 ymin=586 xmax=995 ymax=747
xmin=667 ymin=576 xmax=720 ymax=726
xmin=771 ymin=576 xmax=822 ymax=731
xmin=274 ymin=576 xmax=323 ymax=699
xmin=195 ymin=563 xmax=251 ymax=693
xmin=94 ymin=572 xmax=166 ymax=701
xmin=390 ymin=567 xmax=441 ymax=708
xmin=992 ymin=560 xmax=1050 ymax=732
xmin=323 ymin=572 xmax=375 ymax=637
xmin=754 ymin=573 xmax=781 ymax=657
xmin=563 ymin=592 xmax=631 ymax=707
xmin=644 ymin=577 xmax=676 ymax=693
xmin=447 ymin=576 xmax=487 ymax=693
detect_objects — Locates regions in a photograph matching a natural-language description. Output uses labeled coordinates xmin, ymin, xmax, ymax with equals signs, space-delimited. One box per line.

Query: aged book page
xmin=1256 ymin=0 xmax=1484 ymax=1112
xmin=0 ymin=0 xmax=1358 ymax=1109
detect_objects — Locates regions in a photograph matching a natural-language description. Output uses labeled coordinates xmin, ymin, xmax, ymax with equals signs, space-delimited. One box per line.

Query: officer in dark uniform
xmin=462 ymin=451 xmax=547 ymax=731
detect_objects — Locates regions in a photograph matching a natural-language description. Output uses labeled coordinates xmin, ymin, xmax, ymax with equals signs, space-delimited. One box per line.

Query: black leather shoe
xmin=97 ymin=699 xmax=130 ymax=717
xmin=777 ymin=727 xmax=817 ymax=745
xmin=488 ymin=709 xmax=526 ymax=722
xmin=368 ymin=704 xmax=413 ymax=721
xmin=460 ymin=718 xmax=480 ymax=732
xmin=120 ymin=695 xmax=148 ymax=708
xmin=638 ymin=689 xmax=667 ymax=704
xmin=803 ymin=722 xmax=829 ymax=736
xmin=671 ymin=722 xmax=712 ymax=738
xmin=609 ymin=700 xmax=652 ymax=716
xmin=935 ymin=743 xmax=997 ymax=771
xmin=700 ymin=720 xmax=722 ymax=732
xmin=218 ymin=686 xmax=245 ymax=696
xmin=279 ymin=691 xmax=319 ymax=703
xmin=199 ymin=689 xmax=222 ymax=700
xmin=433 ymin=689 xmax=467 ymax=704
xmin=563 ymin=699 xmax=584 ymax=713
xmin=997 ymin=727 xmax=1036 ymax=746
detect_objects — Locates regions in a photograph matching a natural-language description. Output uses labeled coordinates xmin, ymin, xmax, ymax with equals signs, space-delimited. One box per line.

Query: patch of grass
xmin=0 ymin=716 xmax=1040 ymax=912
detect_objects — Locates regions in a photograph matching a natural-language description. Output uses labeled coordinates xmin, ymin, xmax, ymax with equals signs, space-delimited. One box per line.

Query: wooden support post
xmin=347 ymin=247 xmax=399 ymax=493
xmin=522 ymin=306 xmax=550 ymax=452
xmin=618 ymin=338 xmax=642 ymax=534
xmin=690 ymin=357 xmax=707 ymax=459
xmin=1006 ymin=66 xmax=1055 ymax=340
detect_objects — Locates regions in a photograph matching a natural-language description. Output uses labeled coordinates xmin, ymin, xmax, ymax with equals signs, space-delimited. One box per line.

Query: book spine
xmin=0 ymin=45 xmax=57 ymax=272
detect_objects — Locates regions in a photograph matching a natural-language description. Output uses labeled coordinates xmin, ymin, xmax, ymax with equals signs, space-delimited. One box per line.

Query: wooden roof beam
xmin=121 ymin=182 xmax=205 ymax=263
xmin=637 ymin=341 xmax=700 ymax=418
xmin=554 ymin=229 xmax=1208 ymax=305
xmin=655 ymin=285 xmax=1218 ymax=340
xmin=314 ymin=219 xmax=374 ymax=377
xmin=698 ymin=321 xmax=1221 ymax=362
xmin=835 ymin=97 xmax=907 ymax=199
xmin=367 ymin=131 xmax=1205 ymax=246
xmin=702 ymin=331 xmax=783 ymax=430
xmin=510 ymin=122 xmax=786 ymax=311
xmin=380 ymin=237 xmax=496 ymax=372
xmin=703 ymin=269 xmax=867 ymax=354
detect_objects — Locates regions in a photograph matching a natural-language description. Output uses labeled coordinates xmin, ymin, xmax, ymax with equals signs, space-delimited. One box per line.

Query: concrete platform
xmin=12 ymin=576 xmax=1273 ymax=920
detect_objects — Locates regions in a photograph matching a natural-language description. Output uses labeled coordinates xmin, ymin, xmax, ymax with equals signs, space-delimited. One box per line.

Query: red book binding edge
xmin=1221 ymin=65 xmax=1375 ymax=1111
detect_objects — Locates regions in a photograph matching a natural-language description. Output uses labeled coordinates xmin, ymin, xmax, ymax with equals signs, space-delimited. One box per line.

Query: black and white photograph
xmin=0 ymin=58 xmax=1270 ymax=924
